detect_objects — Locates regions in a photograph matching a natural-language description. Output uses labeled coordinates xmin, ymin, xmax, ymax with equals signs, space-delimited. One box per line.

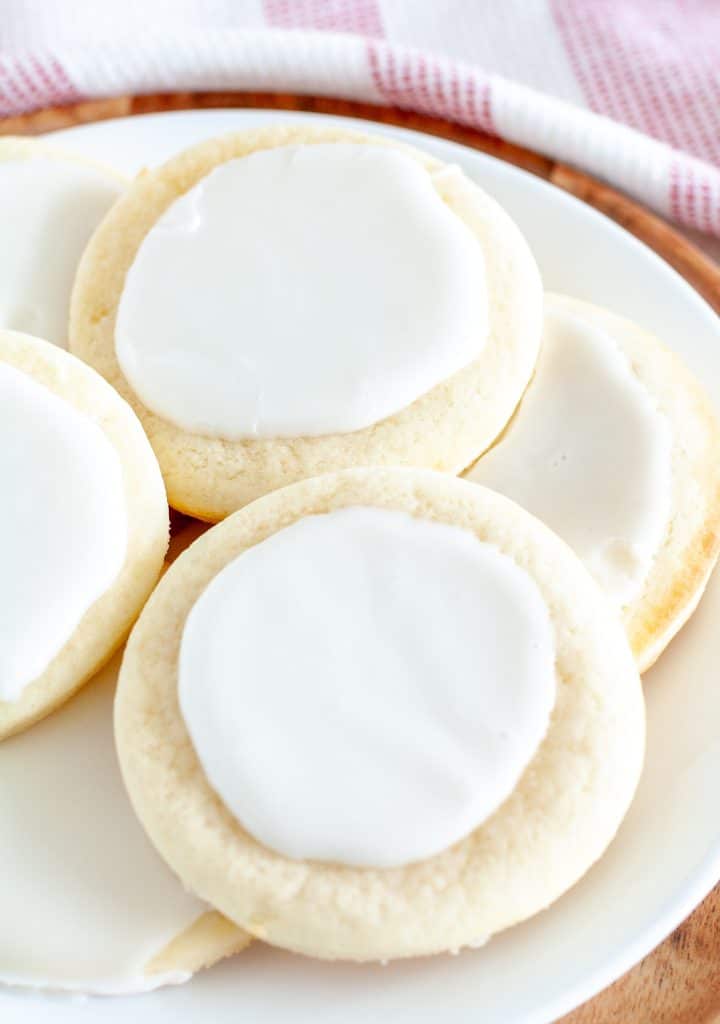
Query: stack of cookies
xmin=1 ymin=124 xmax=718 ymax=994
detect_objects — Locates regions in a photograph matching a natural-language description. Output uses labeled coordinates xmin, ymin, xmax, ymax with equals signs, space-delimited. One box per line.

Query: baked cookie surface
xmin=116 ymin=468 xmax=644 ymax=962
xmin=0 ymin=330 xmax=168 ymax=740
xmin=466 ymin=294 xmax=720 ymax=671
xmin=70 ymin=125 xmax=542 ymax=520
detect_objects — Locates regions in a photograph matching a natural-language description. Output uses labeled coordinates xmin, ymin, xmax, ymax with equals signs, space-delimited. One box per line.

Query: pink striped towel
xmin=2 ymin=0 xmax=719 ymax=244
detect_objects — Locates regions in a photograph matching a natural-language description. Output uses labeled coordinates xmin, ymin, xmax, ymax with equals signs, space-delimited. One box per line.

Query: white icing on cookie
xmin=0 ymin=362 xmax=127 ymax=701
xmin=179 ymin=507 xmax=556 ymax=868
xmin=116 ymin=143 xmax=488 ymax=438
xmin=0 ymin=155 xmax=122 ymax=347
xmin=466 ymin=305 xmax=673 ymax=605
xmin=0 ymin=655 xmax=206 ymax=994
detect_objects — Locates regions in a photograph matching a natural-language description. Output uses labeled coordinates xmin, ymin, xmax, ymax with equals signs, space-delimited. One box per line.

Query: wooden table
xmin=4 ymin=90 xmax=720 ymax=1024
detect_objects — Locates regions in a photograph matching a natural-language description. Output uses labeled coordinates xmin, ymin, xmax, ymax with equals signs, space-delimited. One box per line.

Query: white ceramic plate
xmin=4 ymin=110 xmax=720 ymax=1024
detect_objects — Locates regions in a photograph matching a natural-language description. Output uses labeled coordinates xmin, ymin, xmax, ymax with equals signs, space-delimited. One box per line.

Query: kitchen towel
xmin=1 ymin=0 xmax=719 ymax=239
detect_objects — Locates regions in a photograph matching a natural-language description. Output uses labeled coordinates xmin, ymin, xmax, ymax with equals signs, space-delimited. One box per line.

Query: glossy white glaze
xmin=0 ymin=655 xmax=206 ymax=993
xmin=0 ymin=155 xmax=122 ymax=347
xmin=467 ymin=305 xmax=673 ymax=604
xmin=0 ymin=362 xmax=127 ymax=701
xmin=179 ymin=507 xmax=556 ymax=868
xmin=116 ymin=144 xmax=487 ymax=438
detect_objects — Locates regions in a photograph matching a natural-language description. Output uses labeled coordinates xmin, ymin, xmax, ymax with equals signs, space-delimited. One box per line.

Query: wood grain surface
xmin=3 ymin=91 xmax=719 ymax=1024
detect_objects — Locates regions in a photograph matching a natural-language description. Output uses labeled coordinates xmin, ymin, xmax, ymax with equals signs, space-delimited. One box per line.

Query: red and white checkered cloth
xmin=2 ymin=0 xmax=720 ymax=242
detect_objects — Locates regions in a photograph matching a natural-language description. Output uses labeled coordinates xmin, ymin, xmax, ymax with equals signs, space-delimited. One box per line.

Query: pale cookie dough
xmin=115 ymin=468 xmax=645 ymax=962
xmin=466 ymin=294 xmax=720 ymax=672
xmin=0 ymin=137 xmax=124 ymax=348
xmin=69 ymin=124 xmax=542 ymax=520
xmin=0 ymin=330 xmax=168 ymax=740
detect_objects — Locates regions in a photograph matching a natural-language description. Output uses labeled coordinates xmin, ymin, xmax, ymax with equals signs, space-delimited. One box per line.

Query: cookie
xmin=0 ymin=330 xmax=168 ymax=740
xmin=115 ymin=468 xmax=644 ymax=961
xmin=0 ymin=654 xmax=249 ymax=993
xmin=69 ymin=124 xmax=542 ymax=520
xmin=0 ymin=137 xmax=124 ymax=348
xmin=466 ymin=294 xmax=720 ymax=671
xmin=0 ymin=521 xmax=249 ymax=995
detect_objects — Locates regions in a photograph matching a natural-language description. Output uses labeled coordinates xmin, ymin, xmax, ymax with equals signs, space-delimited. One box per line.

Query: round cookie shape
xmin=115 ymin=143 xmax=489 ymax=439
xmin=0 ymin=648 xmax=249 ymax=994
xmin=115 ymin=468 xmax=645 ymax=962
xmin=0 ymin=138 xmax=124 ymax=348
xmin=0 ymin=330 xmax=168 ymax=740
xmin=179 ymin=506 xmax=558 ymax=868
xmin=466 ymin=294 xmax=720 ymax=671
xmin=70 ymin=124 xmax=543 ymax=520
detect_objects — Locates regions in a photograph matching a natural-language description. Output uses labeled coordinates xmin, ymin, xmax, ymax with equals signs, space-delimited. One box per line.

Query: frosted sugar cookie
xmin=465 ymin=294 xmax=720 ymax=671
xmin=0 ymin=652 xmax=249 ymax=994
xmin=0 ymin=330 xmax=168 ymax=740
xmin=115 ymin=468 xmax=644 ymax=962
xmin=70 ymin=124 xmax=542 ymax=520
xmin=0 ymin=138 xmax=124 ymax=348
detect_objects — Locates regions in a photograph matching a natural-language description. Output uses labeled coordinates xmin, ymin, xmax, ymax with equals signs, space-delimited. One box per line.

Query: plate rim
xmin=8 ymin=106 xmax=720 ymax=1024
